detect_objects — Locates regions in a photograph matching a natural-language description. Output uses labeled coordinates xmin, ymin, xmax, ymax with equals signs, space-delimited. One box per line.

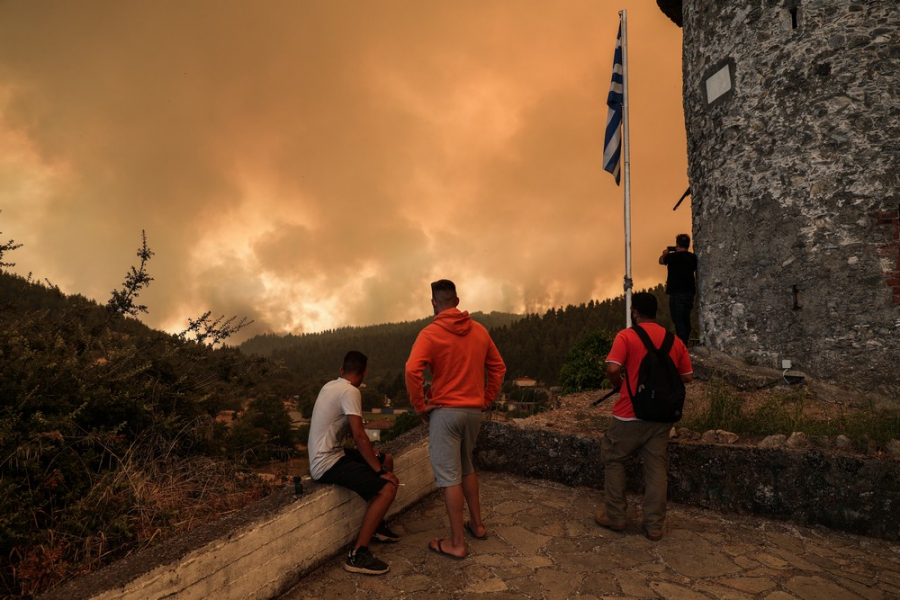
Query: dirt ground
xmin=505 ymin=346 xmax=898 ymax=454
xmin=504 ymin=382 xmax=813 ymax=438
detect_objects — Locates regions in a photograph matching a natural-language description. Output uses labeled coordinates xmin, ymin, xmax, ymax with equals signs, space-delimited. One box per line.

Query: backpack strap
xmin=623 ymin=325 xmax=654 ymax=400
xmin=660 ymin=330 xmax=675 ymax=356
xmin=623 ymin=362 xmax=635 ymax=401
xmin=630 ymin=324 xmax=657 ymax=353
xmin=631 ymin=324 xmax=674 ymax=358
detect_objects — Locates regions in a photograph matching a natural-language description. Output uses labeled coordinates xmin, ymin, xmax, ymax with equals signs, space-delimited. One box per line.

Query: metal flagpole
xmin=621 ymin=9 xmax=633 ymax=327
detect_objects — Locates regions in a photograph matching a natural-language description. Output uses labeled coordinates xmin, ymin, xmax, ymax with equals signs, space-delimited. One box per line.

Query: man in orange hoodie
xmin=405 ymin=279 xmax=506 ymax=560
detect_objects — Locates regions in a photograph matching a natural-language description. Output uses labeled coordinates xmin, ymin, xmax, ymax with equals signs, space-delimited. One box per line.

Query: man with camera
xmin=658 ymin=233 xmax=697 ymax=345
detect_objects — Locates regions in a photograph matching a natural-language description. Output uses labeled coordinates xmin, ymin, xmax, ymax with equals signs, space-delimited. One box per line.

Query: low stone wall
xmin=40 ymin=429 xmax=434 ymax=600
xmin=474 ymin=421 xmax=900 ymax=541
xmin=40 ymin=420 xmax=900 ymax=599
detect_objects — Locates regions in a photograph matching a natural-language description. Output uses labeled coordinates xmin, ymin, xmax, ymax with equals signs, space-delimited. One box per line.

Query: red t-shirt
xmin=605 ymin=322 xmax=693 ymax=420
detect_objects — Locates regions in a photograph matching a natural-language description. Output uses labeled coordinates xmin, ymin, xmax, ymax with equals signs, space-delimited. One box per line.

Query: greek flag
xmin=603 ymin=24 xmax=624 ymax=185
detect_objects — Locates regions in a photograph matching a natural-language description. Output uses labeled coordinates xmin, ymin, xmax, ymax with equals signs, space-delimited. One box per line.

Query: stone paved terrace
xmin=282 ymin=470 xmax=900 ymax=600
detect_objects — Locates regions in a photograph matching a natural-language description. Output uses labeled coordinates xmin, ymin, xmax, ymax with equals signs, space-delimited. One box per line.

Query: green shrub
xmin=294 ymin=423 xmax=311 ymax=446
xmin=558 ymin=329 xmax=614 ymax=393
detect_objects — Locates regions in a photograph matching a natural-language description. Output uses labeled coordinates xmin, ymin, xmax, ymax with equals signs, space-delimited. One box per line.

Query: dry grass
xmin=5 ymin=439 xmax=276 ymax=597
xmin=511 ymin=378 xmax=900 ymax=455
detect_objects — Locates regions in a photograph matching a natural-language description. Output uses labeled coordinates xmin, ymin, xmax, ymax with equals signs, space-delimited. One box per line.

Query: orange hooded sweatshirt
xmin=405 ymin=308 xmax=506 ymax=413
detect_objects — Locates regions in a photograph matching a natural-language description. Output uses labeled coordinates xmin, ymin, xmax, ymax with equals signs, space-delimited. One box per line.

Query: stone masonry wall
xmin=475 ymin=422 xmax=900 ymax=541
xmin=679 ymin=0 xmax=900 ymax=397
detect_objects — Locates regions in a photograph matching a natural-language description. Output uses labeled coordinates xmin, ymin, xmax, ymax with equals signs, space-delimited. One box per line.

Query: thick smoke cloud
xmin=0 ymin=0 xmax=689 ymax=341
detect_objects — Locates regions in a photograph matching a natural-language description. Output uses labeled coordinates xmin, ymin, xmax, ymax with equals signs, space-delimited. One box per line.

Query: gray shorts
xmin=429 ymin=407 xmax=482 ymax=487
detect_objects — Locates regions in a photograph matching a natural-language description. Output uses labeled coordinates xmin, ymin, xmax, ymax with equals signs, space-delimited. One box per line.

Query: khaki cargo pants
xmin=601 ymin=417 xmax=672 ymax=531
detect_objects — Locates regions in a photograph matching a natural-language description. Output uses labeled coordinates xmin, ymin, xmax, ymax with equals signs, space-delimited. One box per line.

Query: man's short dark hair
xmin=632 ymin=292 xmax=658 ymax=319
xmin=431 ymin=279 xmax=457 ymax=303
xmin=342 ymin=351 xmax=368 ymax=375
xmin=676 ymin=233 xmax=691 ymax=249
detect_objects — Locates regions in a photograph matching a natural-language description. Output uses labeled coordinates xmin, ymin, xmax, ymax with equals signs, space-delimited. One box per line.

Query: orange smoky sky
xmin=0 ymin=1 xmax=689 ymax=341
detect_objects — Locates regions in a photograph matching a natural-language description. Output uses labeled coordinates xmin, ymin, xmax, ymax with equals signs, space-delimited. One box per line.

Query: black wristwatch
xmin=376 ymin=466 xmax=387 ymax=475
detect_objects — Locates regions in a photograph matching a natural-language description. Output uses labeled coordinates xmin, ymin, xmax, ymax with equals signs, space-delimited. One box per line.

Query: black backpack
xmin=623 ymin=325 xmax=686 ymax=422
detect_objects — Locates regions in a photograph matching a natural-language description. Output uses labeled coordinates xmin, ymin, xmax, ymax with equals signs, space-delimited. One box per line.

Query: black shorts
xmin=317 ymin=448 xmax=387 ymax=501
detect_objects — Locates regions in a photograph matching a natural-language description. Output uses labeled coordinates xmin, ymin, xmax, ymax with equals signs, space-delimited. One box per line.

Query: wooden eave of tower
xmin=657 ymin=0 xmax=684 ymax=27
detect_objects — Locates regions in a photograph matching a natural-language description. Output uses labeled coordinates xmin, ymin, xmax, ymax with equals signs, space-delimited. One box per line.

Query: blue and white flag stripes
xmin=603 ymin=24 xmax=624 ymax=185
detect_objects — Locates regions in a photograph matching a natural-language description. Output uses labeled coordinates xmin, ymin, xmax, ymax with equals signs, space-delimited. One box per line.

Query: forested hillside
xmin=241 ymin=284 xmax=674 ymax=392
xmin=491 ymin=286 xmax=672 ymax=384
xmin=240 ymin=311 xmax=522 ymax=358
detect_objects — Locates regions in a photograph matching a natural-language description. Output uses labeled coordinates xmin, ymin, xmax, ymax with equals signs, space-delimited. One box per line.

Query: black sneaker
xmin=344 ymin=546 xmax=390 ymax=575
xmin=373 ymin=521 xmax=400 ymax=543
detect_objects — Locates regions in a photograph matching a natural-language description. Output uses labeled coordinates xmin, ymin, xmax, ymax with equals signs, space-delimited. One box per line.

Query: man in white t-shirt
xmin=308 ymin=351 xmax=400 ymax=575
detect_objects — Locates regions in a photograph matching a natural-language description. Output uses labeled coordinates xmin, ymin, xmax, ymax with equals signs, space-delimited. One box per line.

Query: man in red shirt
xmin=596 ymin=292 xmax=693 ymax=541
xmin=406 ymin=279 xmax=506 ymax=560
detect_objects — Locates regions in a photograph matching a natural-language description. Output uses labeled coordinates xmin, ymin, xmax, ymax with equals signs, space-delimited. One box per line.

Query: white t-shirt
xmin=307 ymin=377 xmax=363 ymax=480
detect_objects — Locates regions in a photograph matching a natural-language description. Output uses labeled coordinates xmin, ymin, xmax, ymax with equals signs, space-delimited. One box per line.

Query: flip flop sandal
xmin=428 ymin=538 xmax=466 ymax=560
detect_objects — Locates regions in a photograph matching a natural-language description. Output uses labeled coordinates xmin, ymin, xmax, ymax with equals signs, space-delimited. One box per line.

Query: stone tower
xmin=658 ymin=0 xmax=899 ymax=397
